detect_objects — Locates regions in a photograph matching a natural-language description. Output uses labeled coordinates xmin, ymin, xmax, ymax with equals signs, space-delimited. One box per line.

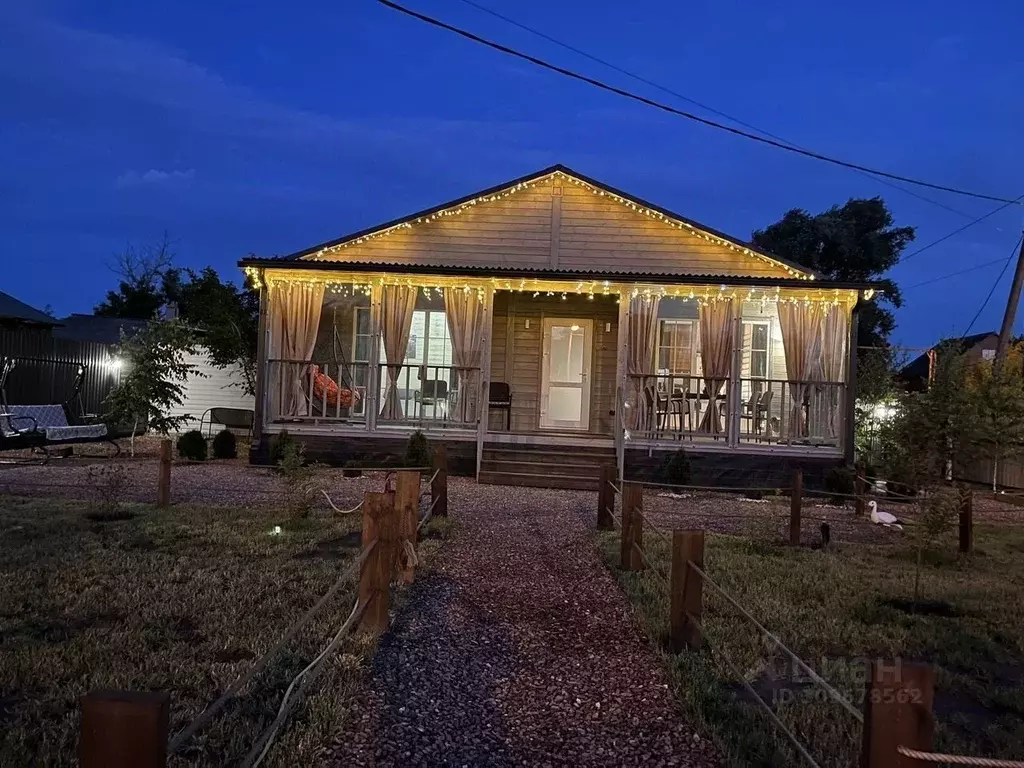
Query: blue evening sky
xmin=2 ymin=0 xmax=1023 ymax=348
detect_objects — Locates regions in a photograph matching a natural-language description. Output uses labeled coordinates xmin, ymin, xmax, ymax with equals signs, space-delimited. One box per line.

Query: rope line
xmin=632 ymin=543 xmax=670 ymax=588
xmin=320 ymin=491 xmax=362 ymax=515
xmin=895 ymin=748 xmax=1024 ymax=767
xmin=687 ymin=561 xmax=863 ymax=724
xmin=168 ymin=539 xmax=378 ymax=753
xmin=608 ymin=481 xmax=621 ymax=495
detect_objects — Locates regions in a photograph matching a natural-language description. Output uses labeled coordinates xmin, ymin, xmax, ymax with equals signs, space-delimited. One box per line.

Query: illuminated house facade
xmin=240 ymin=165 xmax=874 ymax=488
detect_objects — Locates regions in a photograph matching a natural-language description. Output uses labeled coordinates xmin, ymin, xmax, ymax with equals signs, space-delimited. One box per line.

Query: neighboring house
xmin=899 ymin=332 xmax=999 ymax=392
xmin=0 ymin=290 xmax=59 ymax=328
xmin=55 ymin=314 xmax=254 ymax=433
xmin=240 ymin=164 xmax=877 ymax=487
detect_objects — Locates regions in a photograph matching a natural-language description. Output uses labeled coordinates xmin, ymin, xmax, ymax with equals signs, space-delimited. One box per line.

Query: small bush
xmin=176 ymin=430 xmax=207 ymax=461
xmin=405 ymin=430 xmax=431 ymax=467
xmin=212 ymin=429 xmax=237 ymax=459
xmin=657 ymin=449 xmax=691 ymax=487
xmin=269 ymin=430 xmax=297 ymax=466
xmin=824 ymin=465 xmax=856 ymax=505
xmin=342 ymin=460 xmax=362 ymax=478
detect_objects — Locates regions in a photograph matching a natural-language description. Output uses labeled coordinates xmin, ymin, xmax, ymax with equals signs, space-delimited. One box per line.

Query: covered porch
xmin=249 ymin=266 xmax=862 ymax=478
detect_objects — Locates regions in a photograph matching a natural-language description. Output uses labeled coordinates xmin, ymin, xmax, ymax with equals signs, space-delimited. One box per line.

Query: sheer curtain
xmin=820 ymin=307 xmax=849 ymax=439
xmin=444 ymin=288 xmax=486 ymax=423
xmin=379 ymin=285 xmax=417 ymax=420
xmin=268 ymin=281 xmax=325 ymax=417
xmin=698 ymin=298 xmax=736 ymax=435
xmin=625 ymin=295 xmax=660 ymax=433
xmin=778 ymin=302 xmax=825 ymax=439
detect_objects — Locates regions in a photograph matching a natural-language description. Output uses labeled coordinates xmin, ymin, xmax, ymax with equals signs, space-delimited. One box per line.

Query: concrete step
xmin=477 ymin=470 xmax=599 ymax=491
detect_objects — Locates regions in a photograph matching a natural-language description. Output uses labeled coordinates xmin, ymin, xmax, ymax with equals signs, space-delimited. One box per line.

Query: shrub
xmin=824 ymin=465 xmax=856 ymax=505
xmin=342 ymin=460 xmax=362 ymax=478
xmin=212 ymin=429 xmax=237 ymax=459
xmin=269 ymin=430 xmax=297 ymax=466
xmin=176 ymin=430 xmax=207 ymax=461
xmin=405 ymin=430 xmax=431 ymax=467
xmin=657 ymin=449 xmax=691 ymax=487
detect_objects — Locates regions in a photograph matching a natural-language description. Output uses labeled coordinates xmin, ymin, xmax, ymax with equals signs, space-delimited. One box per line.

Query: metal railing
xmin=267 ymin=359 xmax=371 ymax=423
xmin=377 ymin=363 xmax=480 ymax=427
xmin=735 ymin=378 xmax=845 ymax=448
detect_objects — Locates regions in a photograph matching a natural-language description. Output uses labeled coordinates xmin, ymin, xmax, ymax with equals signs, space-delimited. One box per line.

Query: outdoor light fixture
xmin=270 ymin=525 xmax=282 ymax=536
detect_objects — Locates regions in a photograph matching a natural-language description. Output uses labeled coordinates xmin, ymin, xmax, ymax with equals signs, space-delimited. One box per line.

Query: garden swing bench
xmin=0 ymin=356 xmax=120 ymax=461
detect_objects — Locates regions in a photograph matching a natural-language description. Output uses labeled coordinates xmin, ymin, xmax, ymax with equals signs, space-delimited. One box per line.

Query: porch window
xmin=741 ymin=320 xmax=771 ymax=401
xmin=657 ymin=320 xmax=696 ymax=376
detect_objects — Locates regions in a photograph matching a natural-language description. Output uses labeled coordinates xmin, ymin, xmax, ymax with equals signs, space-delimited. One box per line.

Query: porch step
xmin=478 ymin=442 xmax=615 ymax=491
xmin=477 ymin=470 xmax=601 ymax=491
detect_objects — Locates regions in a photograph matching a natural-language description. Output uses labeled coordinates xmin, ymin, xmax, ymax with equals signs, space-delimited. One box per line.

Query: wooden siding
xmin=489 ymin=292 xmax=618 ymax=435
xmin=310 ymin=172 xmax=795 ymax=278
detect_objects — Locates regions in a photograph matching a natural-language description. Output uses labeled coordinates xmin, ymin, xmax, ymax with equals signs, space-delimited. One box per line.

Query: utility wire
xmin=961 ymin=233 xmax=1023 ymax=337
xmin=379 ymin=0 xmax=1023 ymax=206
xmin=895 ymin=193 xmax=1024 ymax=266
xmin=454 ymin=0 xmax=974 ymax=221
xmin=902 ymin=257 xmax=1009 ymax=290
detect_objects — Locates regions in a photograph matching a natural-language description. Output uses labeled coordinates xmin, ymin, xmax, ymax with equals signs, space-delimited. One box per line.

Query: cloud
xmin=115 ymin=168 xmax=195 ymax=188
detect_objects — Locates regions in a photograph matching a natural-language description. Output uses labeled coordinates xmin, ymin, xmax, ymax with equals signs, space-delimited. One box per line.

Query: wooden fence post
xmin=860 ymin=660 xmax=934 ymax=768
xmin=431 ymin=446 xmax=448 ymax=518
xmin=959 ymin=488 xmax=973 ymax=554
xmin=670 ymin=530 xmax=705 ymax=652
xmin=395 ymin=470 xmax=420 ymax=584
xmin=597 ymin=464 xmax=615 ymax=531
xmin=789 ymin=468 xmax=803 ymax=546
xmin=156 ymin=439 xmax=171 ymax=508
xmin=855 ymin=474 xmax=866 ymax=516
xmin=620 ymin=482 xmax=644 ymax=571
xmin=79 ymin=689 xmax=169 ymax=768
xmin=358 ymin=491 xmax=398 ymax=634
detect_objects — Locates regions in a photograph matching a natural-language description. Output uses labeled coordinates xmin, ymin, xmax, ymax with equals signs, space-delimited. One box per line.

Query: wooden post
xmin=789 ymin=468 xmax=803 ymax=546
xmin=431 ymin=445 xmax=448 ymax=518
xmin=670 ymin=530 xmax=705 ymax=652
xmin=597 ymin=464 xmax=615 ymax=531
xmin=620 ymin=482 xmax=644 ymax=571
xmin=855 ymin=474 xmax=866 ymax=516
xmin=959 ymin=488 xmax=973 ymax=554
xmin=860 ymin=661 xmax=935 ymax=768
xmin=79 ymin=690 xmax=169 ymax=768
xmin=358 ymin=491 xmax=398 ymax=634
xmin=395 ymin=470 xmax=420 ymax=584
xmin=156 ymin=439 xmax=171 ymax=508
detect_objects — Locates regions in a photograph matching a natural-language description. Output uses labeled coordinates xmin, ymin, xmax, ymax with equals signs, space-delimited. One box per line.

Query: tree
xmin=102 ymin=319 xmax=201 ymax=456
xmin=94 ymin=234 xmax=175 ymax=319
xmin=966 ymin=344 xmax=1024 ymax=491
xmin=751 ymin=198 xmax=915 ymax=350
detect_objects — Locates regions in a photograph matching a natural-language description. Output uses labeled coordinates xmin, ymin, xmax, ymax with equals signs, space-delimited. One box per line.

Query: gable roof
xmin=899 ymin=332 xmax=998 ymax=389
xmin=0 ymin=291 xmax=59 ymax=326
xmin=243 ymin=164 xmax=818 ymax=280
xmin=53 ymin=314 xmax=148 ymax=345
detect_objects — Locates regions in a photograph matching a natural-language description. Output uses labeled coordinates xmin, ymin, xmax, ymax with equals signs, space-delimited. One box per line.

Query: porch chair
xmin=488 ymin=382 xmax=512 ymax=430
xmin=740 ymin=388 xmax=775 ymax=442
xmin=417 ymin=379 xmax=449 ymax=421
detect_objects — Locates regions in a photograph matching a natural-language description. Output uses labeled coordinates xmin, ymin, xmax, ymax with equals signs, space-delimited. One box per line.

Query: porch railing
xmin=376 ymin=363 xmax=480 ymax=428
xmin=266 ymin=359 xmax=371 ymax=423
xmin=625 ymin=373 xmax=845 ymax=449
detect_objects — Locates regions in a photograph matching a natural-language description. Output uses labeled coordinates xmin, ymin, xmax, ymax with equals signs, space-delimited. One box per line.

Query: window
xmin=741 ymin=321 xmax=770 ymax=401
xmin=658 ymin=320 xmax=696 ymax=376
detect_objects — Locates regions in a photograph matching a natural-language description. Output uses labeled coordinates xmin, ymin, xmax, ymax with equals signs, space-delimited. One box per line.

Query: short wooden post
xmin=855 ymin=474 xmax=866 ymax=516
xmin=670 ymin=530 xmax=705 ymax=652
xmin=860 ymin=661 xmax=934 ymax=768
xmin=156 ymin=439 xmax=172 ymax=508
xmin=431 ymin=446 xmax=448 ymax=518
xmin=79 ymin=689 xmax=169 ymax=768
xmin=358 ymin=491 xmax=398 ymax=634
xmin=959 ymin=488 xmax=973 ymax=554
xmin=597 ymin=464 xmax=615 ymax=531
xmin=620 ymin=482 xmax=644 ymax=571
xmin=395 ymin=470 xmax=420 ymax=584
xmin=789 ymin=468 xmax=803 ymax=546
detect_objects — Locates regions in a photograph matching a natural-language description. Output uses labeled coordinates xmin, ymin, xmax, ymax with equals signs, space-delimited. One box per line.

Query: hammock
xmin=311 ymin=365 xmax=359 ymax=409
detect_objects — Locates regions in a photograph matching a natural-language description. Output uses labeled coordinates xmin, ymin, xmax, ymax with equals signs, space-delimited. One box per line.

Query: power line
xmin=379 ymin=0 xmax=1024 ymax=206
xmin=454 ymin=0 xmax=974 ymax=221
xmin=961 ymin=233 xmax=1024 ymax=337
xmin=895 ymin=193 xmax=1024 ymax=266
xmin=902 ymin=257 xmax=1008 ymax=290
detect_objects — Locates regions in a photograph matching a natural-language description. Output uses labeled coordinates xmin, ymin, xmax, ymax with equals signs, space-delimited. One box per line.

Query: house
xmin=239 ymin=165 xmax=877 ymax=488
xmin=899 ymin=332 xmax=999 ymax=392
xmin=0 ymin=290 xmax=59 ymax=328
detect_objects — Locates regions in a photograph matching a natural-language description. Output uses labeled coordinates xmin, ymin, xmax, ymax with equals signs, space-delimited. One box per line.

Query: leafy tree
xmin=102 ymin=320 xmax=201 ymax=456
xmin=94 ymin=235 xmax=174 ymax=319
xmin=966 ymin=344 xmax=1024 ymax=491
xmin=751 ymin=198 xmax=915 ymax=350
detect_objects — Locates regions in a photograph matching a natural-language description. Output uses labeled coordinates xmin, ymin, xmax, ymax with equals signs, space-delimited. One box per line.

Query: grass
xmin=596 ymin=523 xmax=1024 ymax=767
xmin=0 ymin=495 xmax=452 ymax=767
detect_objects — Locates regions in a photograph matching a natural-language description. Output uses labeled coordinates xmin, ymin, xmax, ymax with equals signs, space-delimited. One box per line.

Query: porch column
xmin=844 ymin=300 xmax=861 ymax=464
xmin=727 ymin=313 xmax=743 ymax=447
xmin=251 ymin=284 xmax=269 ymax=453
xmin=366 ymin=281 xmax=382 ymax=433
xmin=614 ymin=288 xmax=631 ymax=482
xmin=476 ymin=286 xmax=495 ymax=478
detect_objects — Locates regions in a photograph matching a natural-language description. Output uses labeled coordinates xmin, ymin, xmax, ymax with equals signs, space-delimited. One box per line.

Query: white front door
xmin=540 ymin=318 xmax=593 ymax=430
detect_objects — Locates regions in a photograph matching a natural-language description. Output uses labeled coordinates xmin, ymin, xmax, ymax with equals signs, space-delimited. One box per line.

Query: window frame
xmin=657 ymin=319 xmax=698 ymax=379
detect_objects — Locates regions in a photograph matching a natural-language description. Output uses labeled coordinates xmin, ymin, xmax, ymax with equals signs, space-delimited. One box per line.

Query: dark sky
xmin=2 ymin=0 xmax=1022 ymax=347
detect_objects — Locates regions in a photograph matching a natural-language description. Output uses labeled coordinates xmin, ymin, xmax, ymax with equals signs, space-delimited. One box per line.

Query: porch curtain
xmin=778 ymin=301 xmax=825 ymax=440
xmin=379 ymin=284 xmax=417 ymax=420
xmin=625 ymin=295 xmax=660 ymax=433
xmin=820 ymin=306 xmax=849 ymax=439
xmin=697 ymin=299 xmax=736 ymax=435
xmin=268 ymin=281 xmax=325 ymax=418
xmin=444 ymin=287 xmax=486 ymax=424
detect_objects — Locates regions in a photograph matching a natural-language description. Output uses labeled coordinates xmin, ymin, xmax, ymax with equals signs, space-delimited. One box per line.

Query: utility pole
xmin=994 ymin=231 xmax=1024 ymax=371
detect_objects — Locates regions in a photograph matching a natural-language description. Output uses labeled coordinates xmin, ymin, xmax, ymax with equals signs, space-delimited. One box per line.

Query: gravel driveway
xmin=329 ymin=484 xmax=720 ymax=767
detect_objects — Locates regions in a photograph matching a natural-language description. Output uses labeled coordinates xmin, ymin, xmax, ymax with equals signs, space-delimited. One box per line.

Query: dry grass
xmin=0 ymin=494 xmax=450 ymax=767
xmin=596 ymin=502 xmax=1024 ymax=767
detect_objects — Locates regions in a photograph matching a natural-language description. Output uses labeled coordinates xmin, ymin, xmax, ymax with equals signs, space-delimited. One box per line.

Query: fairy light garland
xmin=303 ymin=170 xmax=813 ymax=280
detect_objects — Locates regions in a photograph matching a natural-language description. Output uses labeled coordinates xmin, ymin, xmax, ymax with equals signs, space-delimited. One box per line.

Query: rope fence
xmin=895 ymin=747 xmax=1024 ymax=767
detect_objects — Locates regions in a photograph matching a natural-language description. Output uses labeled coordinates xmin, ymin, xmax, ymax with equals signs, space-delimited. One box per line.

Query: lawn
xmin=0 ymin=494 xmax=448 ymax=766
xmin=597 ymin=511 xmax=1024 ymax=767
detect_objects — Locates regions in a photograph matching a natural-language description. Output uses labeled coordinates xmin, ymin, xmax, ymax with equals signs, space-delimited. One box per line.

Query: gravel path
xmin=329 ymin=484 xmax=720 ymax=767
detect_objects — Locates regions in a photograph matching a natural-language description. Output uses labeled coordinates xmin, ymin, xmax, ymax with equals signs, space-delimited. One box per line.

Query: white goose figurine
xmin=868 ymin=500 xmax=903 ymax=531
